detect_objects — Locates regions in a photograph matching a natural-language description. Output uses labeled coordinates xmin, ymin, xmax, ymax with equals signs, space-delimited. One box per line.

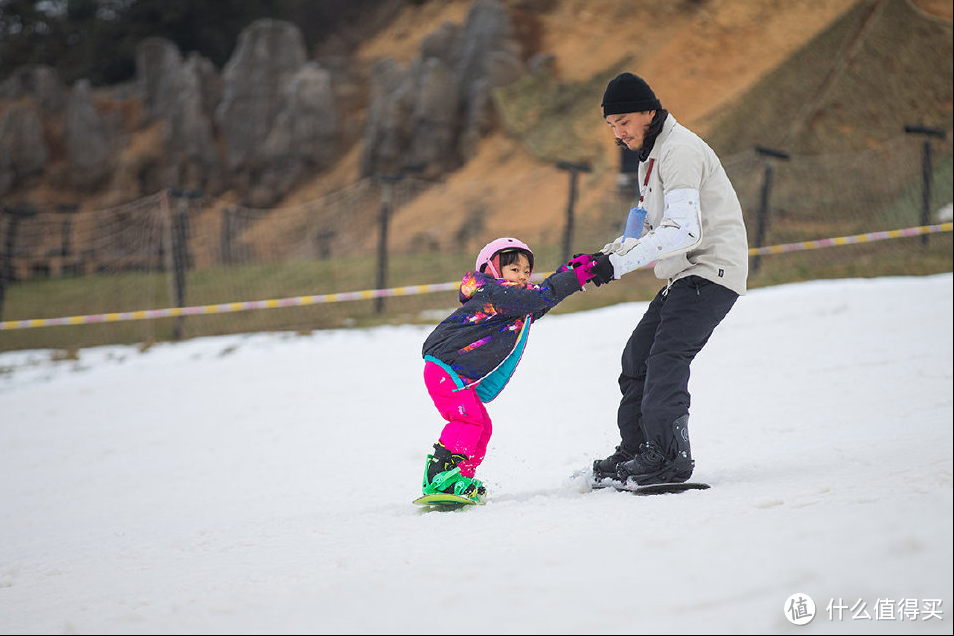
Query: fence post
xmin=56 ymin=203 xmax=79 ymax=263
xmin=904 ymin=125 xmax=946 ymax=247
xmin=556 ymin=161 xmax=592 ymax=264
xmin=165 ymin=189 xmax=202 ymax=339
xmin=221 ymin=206 xmax=235 ymax=265
xmin=0 ymin=204 xmax=36 ymax=325
xmin=375 ymin=174 xmax=404 ymax=314
xmin=751 ymin=146 xmax=790 ymax=273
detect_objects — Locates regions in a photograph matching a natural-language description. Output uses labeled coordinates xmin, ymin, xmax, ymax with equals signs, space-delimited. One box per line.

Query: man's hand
xmin=589 ymin=253 xmax=616 ymax=287
xmin=600 ymin=236 xmax=624 ymax=255
xmin=615 ymin=237 xmax=640 ymax=256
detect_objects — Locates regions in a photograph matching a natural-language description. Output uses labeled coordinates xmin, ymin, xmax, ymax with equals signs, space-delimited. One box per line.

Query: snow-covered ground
xmin=1 ymin=273 xmax=951 ymax=634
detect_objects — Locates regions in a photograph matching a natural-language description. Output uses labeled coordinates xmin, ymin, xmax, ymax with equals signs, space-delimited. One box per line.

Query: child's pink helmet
xmin=475 ymin=237 xmax=534 ymax=278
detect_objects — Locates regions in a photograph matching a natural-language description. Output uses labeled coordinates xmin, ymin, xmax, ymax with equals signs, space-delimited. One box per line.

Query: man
xmin=588 ymin=72 xmax=749 ymax=485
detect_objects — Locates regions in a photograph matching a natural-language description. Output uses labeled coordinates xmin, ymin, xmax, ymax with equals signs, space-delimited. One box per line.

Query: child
xmin=420 ymin=237 xmax=606 ymax=501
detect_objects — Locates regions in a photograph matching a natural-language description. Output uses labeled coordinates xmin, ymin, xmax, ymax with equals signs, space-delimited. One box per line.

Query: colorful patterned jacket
xmin=422 ymin=268 xmax=582 ymax=402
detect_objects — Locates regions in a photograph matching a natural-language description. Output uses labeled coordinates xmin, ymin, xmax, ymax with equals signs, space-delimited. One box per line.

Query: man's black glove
xmin=589 ymin=252 xmax=616 ymax=287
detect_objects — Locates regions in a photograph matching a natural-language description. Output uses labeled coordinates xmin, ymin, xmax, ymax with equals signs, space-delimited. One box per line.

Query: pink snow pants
xmin=423 ymin=361 xmax=492 ymax=478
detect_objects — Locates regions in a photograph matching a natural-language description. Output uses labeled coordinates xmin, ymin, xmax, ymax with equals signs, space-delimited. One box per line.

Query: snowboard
xmin=592 ymin=478 xmax=710 ymax=496
xmin=412 ymin=493 xmax=485 ymax=507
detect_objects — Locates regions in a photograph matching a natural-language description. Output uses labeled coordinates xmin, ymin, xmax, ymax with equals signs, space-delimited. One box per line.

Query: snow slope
xmin=1 ymin=274 xmax=951 ymax=634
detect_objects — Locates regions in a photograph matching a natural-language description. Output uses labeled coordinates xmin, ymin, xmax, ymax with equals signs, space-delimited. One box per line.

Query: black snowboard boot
xmin=426 ymin=442 xmax=466 ymax=482
xmin=592 ymin=444 xmax=636 ymax=482
xmin=616 ymin=415 xmax=694 ymax=485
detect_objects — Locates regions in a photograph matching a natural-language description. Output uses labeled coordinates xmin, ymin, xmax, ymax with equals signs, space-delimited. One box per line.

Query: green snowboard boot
xmin=422 ymin=442 xmax=486 ymax=502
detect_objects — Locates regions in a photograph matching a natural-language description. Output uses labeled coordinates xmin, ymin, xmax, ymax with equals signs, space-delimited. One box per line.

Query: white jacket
xmin=609 ymin=115 xmax=749 ymax=296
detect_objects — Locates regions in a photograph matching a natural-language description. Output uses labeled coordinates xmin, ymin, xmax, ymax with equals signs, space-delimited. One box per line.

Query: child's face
xmin=500 ymin=253 xmax=532 ymax=284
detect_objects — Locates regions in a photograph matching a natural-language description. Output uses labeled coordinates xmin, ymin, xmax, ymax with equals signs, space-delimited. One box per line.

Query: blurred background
xmin=0 ymin=0 xmax=951 ymax=352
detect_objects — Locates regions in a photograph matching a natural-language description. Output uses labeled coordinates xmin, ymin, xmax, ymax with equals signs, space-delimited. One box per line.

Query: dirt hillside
xmin=280 ymin=0 xmax=950 ymax=256
xmin=16 ymin=0 xmax=947 ymax=261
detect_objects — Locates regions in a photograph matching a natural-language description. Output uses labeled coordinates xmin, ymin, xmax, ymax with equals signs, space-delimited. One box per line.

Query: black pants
xmin=616 ymin=275 xmax=738 ymax=457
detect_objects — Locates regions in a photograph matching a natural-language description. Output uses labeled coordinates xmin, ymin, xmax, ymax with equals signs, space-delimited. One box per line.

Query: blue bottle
xmin=624 ymin=207 xmax=647 ymax=239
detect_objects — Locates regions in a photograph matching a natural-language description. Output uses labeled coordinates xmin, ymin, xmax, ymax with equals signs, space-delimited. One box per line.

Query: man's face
xmin=605 ymin=111 xmax=656 ymax=151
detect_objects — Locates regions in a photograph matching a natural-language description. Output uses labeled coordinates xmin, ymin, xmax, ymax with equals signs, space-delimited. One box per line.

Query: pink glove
xmin=567 ymin=254 xmax=592 ymax=269
xmin=567 ymin=254 xmax=597 ymax=288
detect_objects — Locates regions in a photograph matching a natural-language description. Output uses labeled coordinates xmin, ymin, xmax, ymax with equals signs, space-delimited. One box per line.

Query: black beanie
xmin=601 ymin=73 xmax=661 ymax=116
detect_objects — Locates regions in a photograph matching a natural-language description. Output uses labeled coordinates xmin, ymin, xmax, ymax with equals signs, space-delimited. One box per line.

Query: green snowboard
xmin=412 ymin=493 xmax=485 ymax=507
